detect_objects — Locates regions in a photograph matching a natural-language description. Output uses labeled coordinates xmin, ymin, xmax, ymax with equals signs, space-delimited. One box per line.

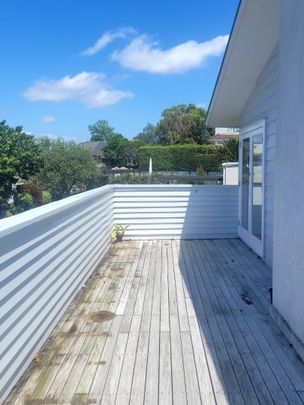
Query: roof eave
xmin=206 ymin=0 xmax=279 ymax=128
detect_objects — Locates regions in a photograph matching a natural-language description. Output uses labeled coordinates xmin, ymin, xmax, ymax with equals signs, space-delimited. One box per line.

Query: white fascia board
xmin=206 ymin=0 xmax=279 ymax=128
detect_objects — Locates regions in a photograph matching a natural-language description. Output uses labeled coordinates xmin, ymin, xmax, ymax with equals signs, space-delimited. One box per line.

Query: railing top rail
xmin=114 ymin=184 xmax=238 ymax=189
xmin=0 ymin=185 xmax=114 ymax=237
xmin=0 ymin=183 xmax=239 ymax=237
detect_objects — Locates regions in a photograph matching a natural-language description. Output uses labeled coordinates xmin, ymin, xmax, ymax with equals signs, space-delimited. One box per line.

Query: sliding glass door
xmin=239 ymin=121 xmax=265 ymax=257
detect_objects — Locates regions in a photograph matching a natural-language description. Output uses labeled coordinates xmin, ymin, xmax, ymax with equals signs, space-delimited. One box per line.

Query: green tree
xmin=88 ymin=119 xmax=116 ymax=141
xmin=35 ymin=138 xmax=100 ymax=200
xmin=133 ymin=123 xmax=159 ymax=145
xmin=103 ymin=134 xmax=129 ymax=166
xmin=156 ymin=104 xmax=214 ymax=145
xmin=0 ymin=121 xmax=42 ymax=216
xmin=124 ymin=139 xmax=145 ymax=168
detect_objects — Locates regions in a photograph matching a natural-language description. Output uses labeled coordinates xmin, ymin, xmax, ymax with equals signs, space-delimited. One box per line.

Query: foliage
xmin=195 ymin=154 xmax=224 ymax=172
xmin=111 ymin=224 xmax=129 ymax=242
xmin=11 ymin=182 xmax=52 ymax=213
xmin=123 ymin=139 xmax=145 ymax=168
xmin=108 ymin=173 xmax=163 ymax=184
xmin=222 ymin=139 xmax=239 ymax=162
xmin=87 ymin=120 xmax=146 ymax=168
xmin=108 ymin=172 xmax=222 ymax=185
xmin=42 ymin=190 xmax=52 ymax=204
xmin=101 ymin=135 xmax=144 ymax=168
xmin=35 ymin=137 xmax=100 ymax=200
xmin=196 ymin=166 xmax=205 ymax=176
xmin=156 ymin=104 xmax=214 ymax=145
xmin=133 ymin=123 xmax=159 ymax=145
xmin=23 ymin=181 xmax=43 ymax=206
xmin=138 ymin=144 xmax=226 ymax=172
xmin=11 ymin=193 xmax=34 ymax=214
xmin=86 ymin=169 xmax=109 ymax=190
xmin=89 ymin=119 xmax=116 ymax=141
xmin=103 ymin=133 xmax=129 ymax=166
xmin=0 ymin=121 xmax=42 ymax=216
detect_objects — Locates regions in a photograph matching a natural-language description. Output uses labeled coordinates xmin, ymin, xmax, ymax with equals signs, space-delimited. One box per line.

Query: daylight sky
xmin=0 ymin=0 xmax=239 ymax=141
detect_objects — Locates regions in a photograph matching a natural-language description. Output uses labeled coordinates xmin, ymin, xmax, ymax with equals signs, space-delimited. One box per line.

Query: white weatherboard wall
xmin=239 ymin=46 xmax=279 ymax=267
xmin=0 ymin=186 xmax=114 ymax=402
xmin=0 ymin=184 xmax=238 ymax=402
xmin=273 ymin=1 xmax=304 ymax=345
xmin=114 ymin=185 xmax=239 ymax=239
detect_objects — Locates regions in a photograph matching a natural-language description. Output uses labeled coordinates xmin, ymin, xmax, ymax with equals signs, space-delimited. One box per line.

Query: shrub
xmin=23 ymin=181 xmax=43 ymax=205
xmin=194 ymin=154 xmax=224 ymax=172
xmin=42 ymin=191 xmax=52 ymax=204
xmin=138 ymin=144 xmax=226 ymax=172
xmin=86 ymin=171 xmax=109 ymax=190
xmin=11 ymin=193 xmax=34 ymax=214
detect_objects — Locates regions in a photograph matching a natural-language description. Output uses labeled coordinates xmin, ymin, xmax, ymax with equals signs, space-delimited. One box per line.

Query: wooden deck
xmin=5 ymin=240 xmax=304 ymax=405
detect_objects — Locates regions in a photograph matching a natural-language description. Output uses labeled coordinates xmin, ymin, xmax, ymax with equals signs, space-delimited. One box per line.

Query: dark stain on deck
xmin=69 ymin=322 xmax=78 ymax=334
xmin=89 ymin=311 xmax=116 ymax=322
xmin=241 ymin=291 xmax=253 ymax=305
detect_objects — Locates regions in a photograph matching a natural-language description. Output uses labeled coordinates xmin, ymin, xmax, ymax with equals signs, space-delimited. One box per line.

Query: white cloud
xmin=23 ymin=72 xmax=133 ymax=108
xmin=38 ymin=133 xmax=76 ymax=141
xmin=196 ymin=102 xmax=207 ymax=109
xmin=41 ymin=115 xmax=56 ymax=124
xmin=82 ymin=27 xmax=136 ymax=56
xmin=112 ymin=35 xmax=229 ymax=74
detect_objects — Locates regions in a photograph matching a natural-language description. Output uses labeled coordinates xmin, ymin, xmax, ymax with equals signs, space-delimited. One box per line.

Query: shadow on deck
xmin=5 ymin=240 xmax=304 ymax=405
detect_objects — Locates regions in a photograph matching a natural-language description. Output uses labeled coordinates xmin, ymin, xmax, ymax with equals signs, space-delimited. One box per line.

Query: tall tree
xmin=124 ymin=140 xmax=144 ymax=168
xmin=133 ymin=123 xmax=159 ymax=145
xmin=0 ymin=121 xmax=42 ymax=216
xmin=156 ymin=104 xmax=214 ymax=145
xmin=88 ymin=119 xmax=116 ymax=141
xmin=35 ymin=138 xmax=100 ymax=200
xmin=103 ymin=134 xmax=129 ymax=166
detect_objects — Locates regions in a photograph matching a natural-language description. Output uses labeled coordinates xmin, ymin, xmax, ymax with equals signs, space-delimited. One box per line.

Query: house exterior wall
xmin=272 ymin=0 xmax=304 ymax=344
xmin=239 ymin=47 xmax=279 ymax=267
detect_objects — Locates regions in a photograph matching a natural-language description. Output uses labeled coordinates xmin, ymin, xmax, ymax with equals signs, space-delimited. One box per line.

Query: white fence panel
xmin=114 ymin=185 xmax=239 ymax=239
xmin=0 ymin=185 xmax=114 ymax=401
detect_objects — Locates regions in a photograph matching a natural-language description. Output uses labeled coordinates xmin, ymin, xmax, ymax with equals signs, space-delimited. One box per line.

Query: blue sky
xmin=0 ymin=0 xmax=239 ymax=141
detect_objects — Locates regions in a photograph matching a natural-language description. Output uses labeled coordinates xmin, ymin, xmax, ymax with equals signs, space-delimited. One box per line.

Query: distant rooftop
xmin=210 ymin=131 xmax=239 ymax=145
xmin=79 ymin=141 xmax=106 ymax=156
xmin=215 ymin=127 xmax=239 ymax=135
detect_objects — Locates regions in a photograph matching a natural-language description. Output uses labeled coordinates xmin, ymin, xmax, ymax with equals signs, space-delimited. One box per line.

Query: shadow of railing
xmin=176 ymin=184 xmax=277 ymax=403
xmin=174 ymin=185 xmax=239 ymax=404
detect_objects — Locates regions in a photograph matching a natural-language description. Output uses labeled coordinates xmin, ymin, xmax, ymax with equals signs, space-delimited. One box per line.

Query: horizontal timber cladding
xmin=0 ymin=183 xmax=239 ymax=402
xmin=113 ymin=185 xmax=239 ymax=239
xmin=0 ymin=185 xmax=114 ymax=402
xmin=239 ymin=47 xmax=279 ymax=267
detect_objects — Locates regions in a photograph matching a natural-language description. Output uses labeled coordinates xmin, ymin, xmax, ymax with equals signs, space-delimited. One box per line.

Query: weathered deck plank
xmin=5 ymin=239 xmax=304 ymax=405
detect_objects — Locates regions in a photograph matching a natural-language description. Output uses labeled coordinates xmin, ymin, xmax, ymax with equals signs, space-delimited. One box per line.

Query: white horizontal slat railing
xmin=0 ymin=185 xmax=114 ymax=402
xmin=113 ymin=185 xmax=239 ymax=239
xmin=0 ymin=183 xmax=238 ymax=402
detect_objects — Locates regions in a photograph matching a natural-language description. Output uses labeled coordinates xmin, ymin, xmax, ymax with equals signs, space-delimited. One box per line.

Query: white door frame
xmin=239 ymin=119 xmax=265 ymax=257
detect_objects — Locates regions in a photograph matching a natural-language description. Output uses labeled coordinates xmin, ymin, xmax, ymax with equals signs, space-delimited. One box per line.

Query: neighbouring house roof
xmin=206 ymin=0 xmax=279 ymax=128
xmin=79 ymin=141 xmax=106 ymax=156
xmin=210 ymin=133 xmax=239 ymax=143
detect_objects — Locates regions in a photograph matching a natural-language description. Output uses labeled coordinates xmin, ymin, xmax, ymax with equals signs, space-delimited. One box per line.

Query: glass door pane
xmin=252 ymin=134 xmax=263 ymax=239
xmin=241 ymin=138 xmax=250 ymax=230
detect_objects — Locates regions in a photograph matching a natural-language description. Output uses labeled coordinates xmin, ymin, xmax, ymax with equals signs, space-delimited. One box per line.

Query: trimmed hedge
xmin=138 ymin=144 xmax=227 ymax=172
